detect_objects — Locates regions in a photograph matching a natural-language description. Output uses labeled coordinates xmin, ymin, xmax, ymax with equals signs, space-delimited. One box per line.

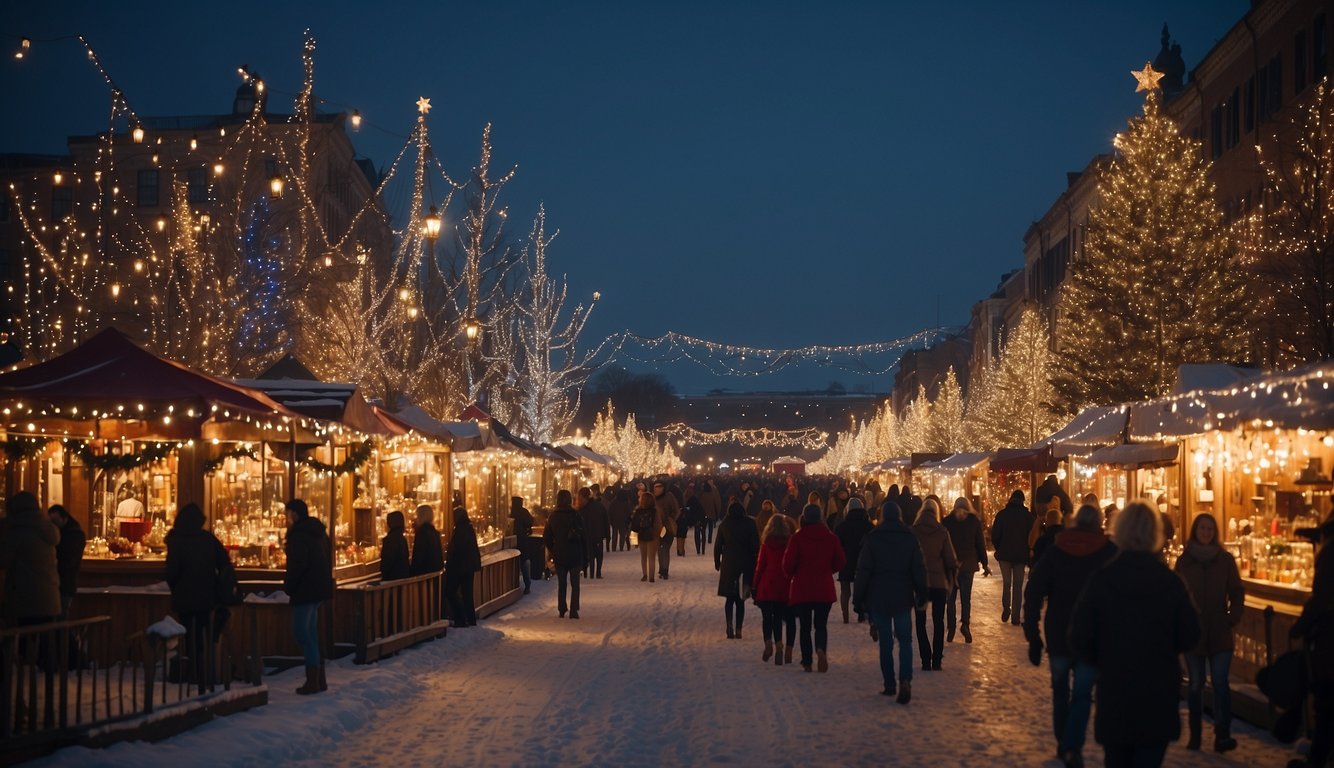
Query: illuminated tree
xmin=969 ymin=306 xmax=1062 ymax=449
xmin=897 ymin=384 xmax=932 ymax=455
xmin=1252 ymin=78 xmax=1334 ymax=364
xmin=1052 ymin=64 xmax=1249 ymax=411
xmin=928 ymin=366 xmax=966 ymax=453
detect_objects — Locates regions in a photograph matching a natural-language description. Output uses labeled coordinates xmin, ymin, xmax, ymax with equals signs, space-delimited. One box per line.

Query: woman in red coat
xmin=783 ymin=504 xmax=847 ymax=672
xmin=754 ymin=513 xmax=796 ymax=665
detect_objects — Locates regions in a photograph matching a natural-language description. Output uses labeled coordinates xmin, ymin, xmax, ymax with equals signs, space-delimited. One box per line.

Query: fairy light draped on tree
xmin=966 ymin=305 xmax=1063 ymax=451
xmin=587 ymin=402 xmax=682 ymax=478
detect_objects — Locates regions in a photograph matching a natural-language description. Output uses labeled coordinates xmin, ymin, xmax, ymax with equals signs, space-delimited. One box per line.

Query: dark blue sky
xmin=1 ymin=1 xmax=1246 ymax=394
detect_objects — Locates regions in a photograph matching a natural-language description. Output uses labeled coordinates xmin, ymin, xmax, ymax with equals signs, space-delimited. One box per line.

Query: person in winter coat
xmin=991 ymin=489 xmax=1035 ymax=625
xmin=754 ymin=514 xmax=797 ymax=664
xmin=912 ymin=498 xmax=958 ymax=671
xmin=48 ymin=504 xmax=85 ymax=618
xmin=1035 ymin=475 xmax=1074 ymax=518
xmin=834 ymin=498 xmax=874 ymax=624
xmin=854 ymin=500 xmax=928 ymax=705
xmin=1070 ymin=500 xmax=1200 ymax=768
xmin=1174 ymin=513 xmax=1245 ymax=753
xmin=0 ymin=491 xmax=61 ymax=627
xmin=783 ymin=505 xmax=846 ymax=673
xmin=1289 ymin=509 xmax=1334 ymax=768
xmin=380 ymin=510 xmax=410 ymax=582
xmin=653 ymin=480 xmax=681 ymax=579
xmin=606 ymin=486 xmax=631 ymax=552
xmin=631 ymin=491 xmax=662 ymax=582
xmin=942 ymin=497 xmax=988 ymax=643
xmin=702 ymin=479 xmax=723 ymax=544
xmin=543 ymin=490 xmax=587 ymax=618
xmin=284 ymin=498 xmax=334 ymax=695
xmin=715 ymin=501 xmax=760 ymax=639
xmin=1031 ymin=508 xmax=1064 ymax=565
xmin=1023 ymin=504 xmax=1118 ymax=768
xmin=684 ymin=488 xmax=707 ymax=556
xmin=445 ymin=506 xmax=482 ymax=627
xmin=510 ymin=497 xmax=535 ymax=593
xmin=578 ymin=487 xmax=610 ymax=579
xmin=410 ymin=505 xmax=444 ymax=577
xmin=755 ymin=499 xmax=778 ymax=547
xmin=166 ymin=502 xmax=236 ymax=690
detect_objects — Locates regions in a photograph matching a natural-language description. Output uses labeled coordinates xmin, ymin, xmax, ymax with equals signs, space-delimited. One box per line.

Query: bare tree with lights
xmin=1052 ymin=63 xmax=1249 ymax=412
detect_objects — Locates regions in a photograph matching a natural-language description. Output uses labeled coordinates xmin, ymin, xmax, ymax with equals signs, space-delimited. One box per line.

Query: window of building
xmin=51 ymin=187 xmax=73 ymax=220
xmin=1268 ymin=55 xmax=1283 ymax=116
xmin=137 ymin=169 xmax=159 ymax=207
xmin=1316 ymin=15 xmax=1328 ymax=77
xmin=0 ymin=192 xmax=8 ymax=222
xmin=1228 ymin=88 xmax=1240 ymax=149
xmin=187 ymin=167 xmax=209 ymax=204
xmin=1244 ymin=77 xmax=1256 ymax=133
xmin=1210 ymin=104 xmax=1224 ymax=159
xmin=1296 ymin=30 xmax=1309 ymax=94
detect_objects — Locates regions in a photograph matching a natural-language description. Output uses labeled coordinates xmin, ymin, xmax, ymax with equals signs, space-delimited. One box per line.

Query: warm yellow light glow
xmin=155 ymin=217 xmax=167 ymax=232
xmin=190 ymin=135 xmax=198 ymax=151
xmin=213 ymin=163 xmax=224 ymax=176
xmin=133 ymin=259 xmax=144 ymax=273
xmin=110 ymin=283 xmax=121 ymax=298
xmin=465 ymin=319 xmax=481 ymax=341
xmin=424 ymin=205 xmax=442 ymax=239
xmin=132 ymin=125 xmax=145 ymax=144
xmin=350 ymin=110 xmax=362 ymax=130
xmin=270 ymin=175 xmax=284 ymax=199
xmin=53 ymin=171 xmax=62 ymax=185
xmin=399 ymin=288 xmax=410 ymax=302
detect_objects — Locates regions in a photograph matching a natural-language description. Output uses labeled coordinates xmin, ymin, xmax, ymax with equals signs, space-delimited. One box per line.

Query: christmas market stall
xmin=911 ymin=452 xmax=990 ymax=523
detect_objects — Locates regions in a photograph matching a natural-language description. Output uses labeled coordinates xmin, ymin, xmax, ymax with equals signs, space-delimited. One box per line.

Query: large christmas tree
xmin=969 ymin=305 xmax=1063 ymax=449
xmin=1052 ymin=63 xmax=1250 ymax=412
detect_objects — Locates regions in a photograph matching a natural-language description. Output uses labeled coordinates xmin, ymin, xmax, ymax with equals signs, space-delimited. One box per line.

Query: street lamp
xmin=423 ymin=206 xmax=442 ymax=240
xmin=269 ymin=174 xmax=284 ymax=200
xmin=464 ymin=318 xmax=481 ymax=343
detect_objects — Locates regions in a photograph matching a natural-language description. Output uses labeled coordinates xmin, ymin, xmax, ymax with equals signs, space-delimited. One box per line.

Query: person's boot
xmin=947 ymin=622 xmax=956 ymax=642
xmin=726 ymin=621 xmax=734 ymax=639
xmin=817 ymin=650 xmax=828 ymax=673
xmin=896 ymin=680 xmax=911 ymax=705
xmin=784 ymin=645 xmax=793 ymax=664
xmin=296 ymin=665 xmax=321 ymax=695
xmin=960 ymin=623 xmax=972 ymax=643
xmin=1186 ymin=712 xmax=1202 ymax=750
xmin=775 ymin=644 xmax=784 ymax=666
xmin=317 ymin=662 xmax=327 ymax=692
xmin=735 ymin=623 xmax=743 ymax=640
xmin=763 ymin=640 xmax=774 ymax=662
xmin=1214 ymin=727 xmax=1237 ymax=753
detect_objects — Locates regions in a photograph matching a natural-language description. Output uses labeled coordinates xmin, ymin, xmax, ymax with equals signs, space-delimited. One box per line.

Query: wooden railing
xmin=352 ymin=572 xmax=447 ymax=665
xmin=1 ymin=612 xmax=262 ymax=762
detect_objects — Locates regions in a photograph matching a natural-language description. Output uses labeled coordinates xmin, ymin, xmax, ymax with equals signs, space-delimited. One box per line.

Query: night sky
xmin=1 ymin=1 xmax=1247 ymax=394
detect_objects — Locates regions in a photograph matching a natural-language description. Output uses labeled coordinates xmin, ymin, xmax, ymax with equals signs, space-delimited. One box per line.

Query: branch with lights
xmin=657 ymin=423 xmax=829 ymax=450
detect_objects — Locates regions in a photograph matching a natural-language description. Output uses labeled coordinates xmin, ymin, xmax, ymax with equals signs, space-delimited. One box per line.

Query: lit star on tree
xmin=416 ymin=97 xmax=432 ymax=115
xmin=1132 ymin=62 xmax=1165 ymax=93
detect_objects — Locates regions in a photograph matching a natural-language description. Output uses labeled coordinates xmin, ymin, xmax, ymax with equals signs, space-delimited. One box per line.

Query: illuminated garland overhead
xmin=3 ymin=436 xmax=50 ymax=460
xmin=203 ymin=446 xmax=259 ymax=475
xmin=657 ymin=423 xmax=829 ymax=450
xmin=599 ymin=327 xmax=959 ymax=377
xmin=302 ymin=438 xmax=373 ymax=475
xmin=74 ymin=440 xmax=177 ymax=471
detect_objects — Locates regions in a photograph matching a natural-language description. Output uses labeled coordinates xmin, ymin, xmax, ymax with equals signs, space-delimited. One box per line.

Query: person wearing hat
xmin=1288 ymin=509 xmax=1334 ymax=768
xmin=834 ymin=497 xmax=874 ymax=624
xmin=853 ymin=500 xmax=928 ymax=704
xmin=782 ymin=504 xmax=846 ymax=673
xmin=943 ymin=496 xmax=989 ymax=643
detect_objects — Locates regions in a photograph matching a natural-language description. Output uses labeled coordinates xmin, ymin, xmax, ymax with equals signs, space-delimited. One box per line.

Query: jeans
xmin=1184 ymin=651 xmax=1232 ymax=734
xmin=1049 ymin=654 xmax=1097 ymax=754
xmin=658 ymin=537 xmax=672 ymax=576
xmin=292 ymin=602 xmax=321 ymax=667
xmin=915 ymin=587 xmax=948 ymax=664
xmin=999 ymin=560 xmax=1025 ymax=621
xmin=724 ymin=597 xmax=746 ymax=632
xmin=640 ymin=539 xmax=658 ymax=579
xmin=795 ymin=602 xmax=832 ymax=666
xmin=758 ymin=601 xmax=791 ymax=646
xmin=1102 ymin=743 xmax=1167 ymax=768
xmin=870 ymin=609 xmax=914 ymax=687
xmin=555 ymin=565 xmax=581 ymax=613
xmin=947 ymin=569 xmax=975 ymax=629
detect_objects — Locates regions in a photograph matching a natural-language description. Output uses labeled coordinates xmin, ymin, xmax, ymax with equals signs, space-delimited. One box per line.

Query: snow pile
xmin=35 ymin=546 xmax=1298 ymax=767
xmin=145 ymin=615 xmax=186 ymax=639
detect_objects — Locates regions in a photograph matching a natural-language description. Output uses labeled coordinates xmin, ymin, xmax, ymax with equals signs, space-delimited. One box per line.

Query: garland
xmin=3 ymin=436 xmax=51 ymax=460
xmin=74 ymin=441 xmax=177 ymax=471
xmin=303 ymin=439 xmax=373 ymax=475
xmin=203 ymin=447 xmax=260 ymax=475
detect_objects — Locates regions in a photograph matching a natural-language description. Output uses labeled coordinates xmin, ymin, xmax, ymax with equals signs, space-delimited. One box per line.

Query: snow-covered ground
xmin=35 ymin=544 xmax=1302 ymax=767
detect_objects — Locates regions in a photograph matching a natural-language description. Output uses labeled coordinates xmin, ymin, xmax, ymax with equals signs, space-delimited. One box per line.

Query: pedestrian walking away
xmin=715 ymin=501 xmax=760 ymax=640
xmin=992 ymin=489 xmax=1035 ymax=625
xmin=544 ymin=489 xmax=587 ymax=618
xmin=854 ymin=500 xmax=928 ymax=705
xmin=911 ymin=497 xmax=957 ymax=671
xmin=942 ymin=496 xmax=989 ymax=643
xmin=783 ymin=504 xmax=845 ymax=673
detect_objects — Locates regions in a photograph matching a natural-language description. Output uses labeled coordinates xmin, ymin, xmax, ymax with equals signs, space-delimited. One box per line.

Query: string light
xmin=657 ymin=423 xmax=829 ymax=451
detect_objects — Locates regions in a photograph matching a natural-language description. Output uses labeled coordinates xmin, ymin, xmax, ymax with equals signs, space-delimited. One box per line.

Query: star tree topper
xmin=1132 ymin=62 xmax=1164 ymax=93
xmin=416 ymin=96 xmax=432 ymax=115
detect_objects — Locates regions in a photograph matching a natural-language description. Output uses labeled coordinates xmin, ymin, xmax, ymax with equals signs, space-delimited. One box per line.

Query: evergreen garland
xmin=73 ymin=441 xmax=177 ymax=471
xmin=3 ymin=436 xmax=51 ymax=460
xmin=302 ymin=438 xmax=373 ymax=475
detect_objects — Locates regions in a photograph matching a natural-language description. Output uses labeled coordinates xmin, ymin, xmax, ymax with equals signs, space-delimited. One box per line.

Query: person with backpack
xmin=543 ymin=490 xmax=587 ymax=618
xmin=631 ymin=491 xmax=661 ymax=582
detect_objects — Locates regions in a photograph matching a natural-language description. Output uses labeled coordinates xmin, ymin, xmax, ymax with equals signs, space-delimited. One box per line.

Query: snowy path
xmin=39 ymin=544 xmax=1298 ymax=767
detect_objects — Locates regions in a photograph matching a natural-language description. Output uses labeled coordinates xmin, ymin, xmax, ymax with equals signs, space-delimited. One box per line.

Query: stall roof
xmin=1038 ymin=405 xmax=1128 ymax=456
xmin=917 ymin=452 xmax=990 ymax=473
xmin=554 ymin=443 xmax=618 ymax=468
xmin=0 ymin=327 xmax=295 ymax=433
xmin=771 ymin=456 xmax=807 ymax=465
xmin=1129 ymin=361 xmax=1334 ymax=438
xmin=393 ymin=405 xmax=492 ymax=452
xmin=1084 ymin=442 xmax=1179 ymax=469
xmin=990 ymin=445 xmax=1060 ymax=473
xmin=233 ymin=355 xmax=404 ymax=436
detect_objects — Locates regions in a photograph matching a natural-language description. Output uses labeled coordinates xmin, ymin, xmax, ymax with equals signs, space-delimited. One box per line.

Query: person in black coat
xmin=991 ymin=490 xmax=1035 ymax=625
xmin=410 ymin=504 xmax=444 ymax=577
xmin=1023 ymin=504 xmax=1118 ymax=768
xmin=1289 ymin=510 xmax=1334 ymax=768
xmin=510 ymin=497 xmax=535 ymax=593
xmin=578 ymin=487 xmax=610 ymax=579
xmin=606 ymin=486 xmax=631 ymax=552
xmin=284 ymin=498 xmax=333 ymax=695
xmin=1034 ymin=474 xmax=1074 ymax=518
xmin=714 ymin=501 xmax=760 ymax=639
xmin=853 ymin=501 xmax=928 ymax=705
xmin=543 ymin=490 xmax=586 ymax=618
xmin=166 ymin=502 xmax=236 ymax=691
xmin=380 ymin=510 xmax=410 ymax=582
xmin=834 ymin=499 xmax=874 ymax=625
xmin=47 ymin=504 xmax=86 ymax=618
xmin=942 ymin=497 xmax=989 ymax=643
xmin=1070 ymin=500 xmax=1200 ymax=768
xmin=445 ymin=505 xmax=482 ymax=627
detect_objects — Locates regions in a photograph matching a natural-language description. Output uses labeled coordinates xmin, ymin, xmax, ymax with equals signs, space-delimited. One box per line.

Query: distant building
xmin=967 ymin=268 xmax=1026 ymax=386
xmin=891 ymin=332 xmax=970 ymax=414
